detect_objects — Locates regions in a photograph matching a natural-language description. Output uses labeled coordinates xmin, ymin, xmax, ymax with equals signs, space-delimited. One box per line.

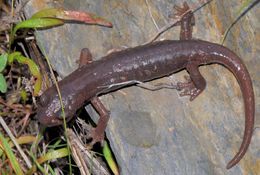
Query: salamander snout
xmin=37 ymin=93 xmax=64 ymax=127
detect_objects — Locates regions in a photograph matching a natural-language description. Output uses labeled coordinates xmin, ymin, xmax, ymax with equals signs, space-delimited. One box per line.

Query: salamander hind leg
xmin=170 ymin=2 xmax=195 ymax=40
xmin=177 ymin=61 xmax=206 ymax=101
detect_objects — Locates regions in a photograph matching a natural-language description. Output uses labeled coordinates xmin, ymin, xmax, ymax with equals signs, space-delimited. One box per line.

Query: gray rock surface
xmin=24 ymin=0 xmax=260 ymax=174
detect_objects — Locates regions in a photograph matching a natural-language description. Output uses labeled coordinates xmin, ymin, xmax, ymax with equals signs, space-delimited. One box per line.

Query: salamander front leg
xmin=177 ymin=62 xmax=206 ymax=101
xmin=88 ymin=97 xmax=110 ymax=146
xmin=78 ymin=48 xmax=93 ymax=67
xmin=78 ymin=48 xmax=109 ymax=145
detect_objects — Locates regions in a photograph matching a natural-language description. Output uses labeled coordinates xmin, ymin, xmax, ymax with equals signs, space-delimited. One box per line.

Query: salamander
xmin=36 ymin=3 xmax=254 ymax=169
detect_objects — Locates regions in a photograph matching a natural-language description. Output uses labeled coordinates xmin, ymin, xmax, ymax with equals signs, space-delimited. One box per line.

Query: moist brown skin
xmin=36 ymin=4 xmax=254 ymax=169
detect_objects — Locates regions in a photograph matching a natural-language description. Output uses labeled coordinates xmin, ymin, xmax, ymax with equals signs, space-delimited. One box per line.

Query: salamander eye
xmin=39 ymin=94 xmax=49 ymax=107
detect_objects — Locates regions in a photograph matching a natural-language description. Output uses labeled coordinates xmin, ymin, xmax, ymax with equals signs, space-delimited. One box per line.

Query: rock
xmin=24 ymin=0 xmax=260 ymax=174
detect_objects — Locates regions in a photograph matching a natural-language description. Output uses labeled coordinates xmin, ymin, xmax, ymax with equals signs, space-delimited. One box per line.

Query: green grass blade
xmin=103 ymin=141 xmax=119 ymax=175
xmin=38 ymin=147 xmax=69 ymax=164
xmin=0 ymin=132 xmax=24 ymax=175
xmin=27 ymin=147 xmax=69 ymax=175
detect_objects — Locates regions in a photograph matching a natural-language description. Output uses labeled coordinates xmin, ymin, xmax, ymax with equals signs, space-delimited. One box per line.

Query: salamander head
xmin=36 ymin=88 xmax=75 ymax=127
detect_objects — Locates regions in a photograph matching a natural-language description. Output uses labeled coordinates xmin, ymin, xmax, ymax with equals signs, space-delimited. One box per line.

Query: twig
xmin=67 ymin=128 xmax=110 ymax=175
xmin=221 ymin=0 xmax=260 ymax=44
xmin=145 ymin=0 xmax=159 ymax=30
xmin=142 ymin=10 xmax=189 ymax=45
xmin=97 ymin=80 xmax=179 ymax=95
xmin=143 ymin=0 xmax=214 ymax=45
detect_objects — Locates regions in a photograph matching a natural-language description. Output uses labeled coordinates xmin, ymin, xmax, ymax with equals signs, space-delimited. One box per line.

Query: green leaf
xmin=32 ymin=8 xmax=112 ymax=27
xmin=13 ymin=18 xmax=64 ymax=35
xmin=14 ymin=54 xmax=42 ymax=96
xmin=7 ymin=52 xmax=42 ymax=96
xmin=31 ymin=8 xmax=64 ymax=19
xmin=8 ymin=52 xmax=21 ymax=64
xmin=0 ymin=54 xmax=8 ymax=72
xmin=0 ymin=73 xmax=7 ymax=93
